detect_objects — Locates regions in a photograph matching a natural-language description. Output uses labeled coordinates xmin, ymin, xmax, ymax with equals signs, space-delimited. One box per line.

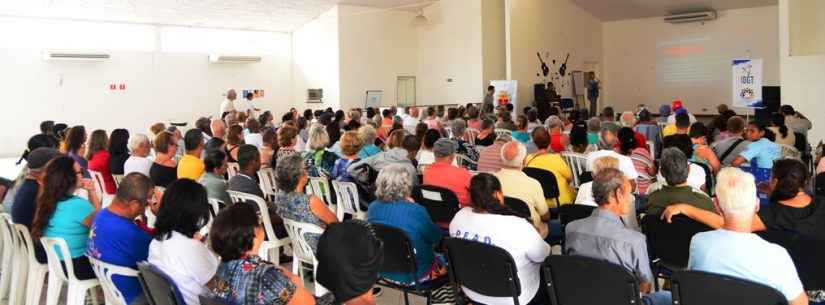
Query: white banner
xmin=732 ymin=59 xmax=763 ymax=108
xmin=489 ymin=80 xmax=518 ymax=111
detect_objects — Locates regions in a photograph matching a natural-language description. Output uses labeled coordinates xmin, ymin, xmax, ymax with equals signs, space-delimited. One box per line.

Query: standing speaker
xmin=755 ymin=86 xmax=780 ymax=124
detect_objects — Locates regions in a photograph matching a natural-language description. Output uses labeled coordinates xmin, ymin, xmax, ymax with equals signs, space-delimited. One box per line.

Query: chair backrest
xmin=522 ymin=167 xmax=560 ymax=202
xmin=757 ymin=230 xmax=825 ymax=291
xmin=226 ymin=191 xmax=276 ymax=242
xmin=113 ymin=174 xmax=124 ymax=188
xmin=641 ymin=215 xmax=712 ymax=268
xmin=371 ymin=223 xmax=418 ymax=277
xmin=331 ymin=181 xmax=363 ymax=220
xmin=543 ymin=255 xmax=641 ymax=305
xmin=226 ymin=162 xmax=240 ymax=179
xmin=282 ymin=219 xmax=324 ymax=264
xmin=495 ymin=129 xmax=512 ymax=138
xmin=504 ymin=196 xmax=532 ymax=220
xmin=671 ymin=270 xmax=787 ymax=305
xmin=561 ymin=152 xmax=588 ymax=188
xmin=88 ymin=256 xmax=139 ymax=305
xmin=207 ymin=198 xmax=224 ymax=218
xmin=443 ymin=238 xmax=521 ymax=305
xmin=198 ymin=295 xmax=228 ymax=305
xmin=558 ymin=204 xmax=595 ymax=227
xmin=690 ymin=161 xmax=714 ymax=196
xmin=444 ymin=126 xmax=454 ymax=139
xmin=88 ymin=169 xmax=108 ymax=196
xmin=793 ymin=132 xmax=808 ymax=155
xmin=257 ymin=168 xmax=277 ymax=199
xmin=39 ymin=237 xmax=77 ymax=282
xmin=466 ymin=128 xmax=480 ymax=146
xmin=309 ymin=177 xmax=333 ymax=206
xmin=779 ymin=144 xmax=801 ymax=160
xmin=12 ymin=224 xmax=39 ymax=266
xmin=412 ymin=185 xmax=461 ymax=225
xmin=815 ymin=172 xmax=825 ymax=198
xmin=137 ymin=262 xmax=185 ymax=305
xmin=455 ymin=154 xmax=477 ymax=169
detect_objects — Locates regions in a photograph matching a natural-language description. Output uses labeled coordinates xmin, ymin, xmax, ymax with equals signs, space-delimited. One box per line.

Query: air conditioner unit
xmin=208 ymin=54 xmax=262 ymax=63
xmin=664 ymin=11 xmax=717 ymax=24
xmin=43 ymin=51 xmax=110 ymax=62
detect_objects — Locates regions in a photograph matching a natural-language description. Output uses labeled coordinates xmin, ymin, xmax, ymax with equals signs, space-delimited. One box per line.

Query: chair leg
xmin=403 ymin=292 xmax=410 ymax=305
xmin=65 ymin=283 xmax=83 ymax=305
xmin=44 ymin=274 xmax=62 ymax=305
xmin=25 ymin=268 xmax=47 ymax=305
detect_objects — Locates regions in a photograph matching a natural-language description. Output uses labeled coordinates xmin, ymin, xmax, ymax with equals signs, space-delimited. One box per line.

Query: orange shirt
xmin=422 ymin=161 xmax=473 ymax=206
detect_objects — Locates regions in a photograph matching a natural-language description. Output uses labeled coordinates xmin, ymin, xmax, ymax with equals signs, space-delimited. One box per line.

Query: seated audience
xmin=512 ymin=115 xmax=531 ymax=143
xmin=566 ymin=168 xmax=671 ymax=305
xmin=402 ymin=135 xmax=422 ymax=168
xmin=450 ymin=119 xmax=479 ymax=167
xmin=208 ymin=202 xmax=316 ymax=305
xmin=466 ymin=106 xmax=482 ymax=131
xmin=781 ymin=105 xmax=812 ymax=136
xmin=228 ymin=145 xmax=264 ymax=198
xmin=576 ymin=156 xmax=618 ymax=206
xmin=148 ymin=179 xmax=218 ymax=305
xmin=449 ymin=173 xmax=550 ymax=305
xmin=496 ymin=111 xmax=517 ymax=131
xmin=317 ymin=220 xmax=381 ymax=305
xmin=524 ymin=127 xmax=576 ymax=206
xmin=274 ymin=154 xmax=337 ymax=252
xmin=666 ymin=100 xmax=697 ymax=125
xmin=732 ymin=121 xmax=781 ymax=169
xmin=586 ymin=117 xmax=601 ymax=145
xmin=477 ymin=133 xmax=511 ymax=173
xmin=617 ymin=127 xmax=655 ymax=195
xmin=12 ymin=147 xmax=59 ymax=229
xmin=495 ymin=141 xmax=549 ymax=238
xmin=662 ymin=111 xmax=691 ymax=138
xmin=417 ymin=129 xmax=441 ymax=166
xmin=683 ymin=167 xmax=807 ymax=305
xmin=769 ymin=113 xmax=796 ymax=146
xmin=401 ymin=107 xmax=420 ymax=135
xmin=656 ymin=134 xmax=706 ymax=192
xmin=225 ymin=125 xmax=244 ymax=163
xmin=568 ymin=125 xmax=591 ymax=154
xmin=423 ymin=107 xmax=441 ymax=130
xmin=87 ymin=173 xmax=155 ymax=305
xmin=423 ymin=139 xmax=473 ymax=207
xmin=546 ymin=116 xmax=569 ymax=153
xmin=200 ymin=149 xmax=231 ymax=205
xmin=177 ymin=129 xmax=206 ymax=180
xmin=688 ymin=123 xmax=721 ymax=173
xmin=259 ymin=128 xmax=277 ymax=168
xmin=87 ymin=129 xmax=116 ymax=194
xmin=243 ymin=118 xmax=264 ymax=148
xmin=125 ymin=133 xmax=153 ymax=176
xmin=587 ymin=126 xmax=640 ymax=190
xmin=357 ymin=125 xmax=381 ymax=159
xmin=32 ymin=155 xmax=101 ymax=275
xmin=645 ymin=148 xmax=713 ymax=216
xmin=64 ymin=126 xmax=90 ymax=177
xmin=277 ymin=124 xmax=301 ymax=163
xmin=475 ymin=119 xmax=497 ymax=146
xmin=303 ymin=123 xmax=339 ymax=178
xmin=331 ymin=131 xmax=364 ymax=180
xmin=347 ymin=130 xmax=417 ymax=186
xmin=367 ymin=165 xmax=446 ymax=285
xmin=210 ymin=118 xmax=226 ymax=140
xmin=149 ymin=131 xmax=178 ymax=187
xmin=108 ymin=128 xmax=130 ymax=176
xmin=711 ymin=116 xmax=750 ymax=167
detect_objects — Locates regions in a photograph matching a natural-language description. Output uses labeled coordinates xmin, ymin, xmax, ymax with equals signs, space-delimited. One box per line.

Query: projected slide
xmin=657 ymin=37 xmax=725 ymax=87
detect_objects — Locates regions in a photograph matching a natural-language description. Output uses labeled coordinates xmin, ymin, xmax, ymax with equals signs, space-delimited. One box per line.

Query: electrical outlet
xmin=446 ymin=78 xmax=453 ymax=83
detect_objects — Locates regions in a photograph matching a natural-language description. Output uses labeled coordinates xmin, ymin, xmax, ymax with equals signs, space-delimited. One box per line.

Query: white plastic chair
xmin=562 ymin=152 xmax=588 ymax=188
xmin=87 ymin=257 xmax=139 ymax=305
xmin=282 ymin=219 xmax=326 ymax=297
xmin=226 ymin=162 xmax=241 ymax=179
xmin=780 ymin=144 xmax=801 ymax=160
xmin=227 ymin=191 xmax=292 ymax=265
xmin=112 ymin=175 xmax=124 ymax=189
xmin=455 ymin=154 xmax=478 ymax=169
xmin=308 ymin=177 xmax=333 ymax=208
xmin=88 ymin=170 xmax=114 ymax=207
xmin=494 ymin=129 xmax=512 ymax=138
xmin=257 ymin=168 xmax=277 ymax=201
xmin=207 ymin=198 xmax=224 ymax=218
xmin=0 ymin=214 xmax=14 ymax=301
xmin=443 ymin=126 xmax=454 ymax=139
xmin=8 ymin=222 xmax=29 ymax=305
xmin=331 ymin=181 xmax=367 ymax=221
xmin=13 ymin=224 xmax=48 ymax=305
xmin=40 ymin=237 xmax=100 ymax=305
xmin=144 ymin=186 xmax=164 ymax=228
xmin=465 ymin=128 xmax=480 ymax=146
xmin=647 ymin=140 xmax=656 ymax=160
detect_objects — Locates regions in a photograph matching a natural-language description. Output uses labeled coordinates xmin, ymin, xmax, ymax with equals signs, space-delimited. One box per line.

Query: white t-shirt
xmin=124 ymin=156 xmax=153 ymax=177
xmin=586 ymin=150 xmax=640 ymax=179
xmin=402 ymin=114 xmax=420 ymax=135
xmin=148 ymin=231 xmax=219 ymax=305
xmin=219 ymin=98 xmax=235 ymax=115
xmin=667 ymin=112 xmax=697 ymax=125
xmin=244 ymin=133 xmax=263 ymax=149
xmin=574 ymin=182 xmax=640 ymax=231
xmin=449 ymin=208 xmax=550 ymax=305
xmin=236 ymin=98 xmax=254 ymax=116
xmin=654 ymin=163 xmax=706 ymax=191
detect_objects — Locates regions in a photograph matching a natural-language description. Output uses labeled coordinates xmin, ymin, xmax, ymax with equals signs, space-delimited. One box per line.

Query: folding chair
xmin=137 ymin=262 xmax=185 ymax=305
xmin=561 ymin=152 xmax=588 ymax=188
xmin=504 ymin=197 xmax=532 ymax=220
xmin=757 ymin=230 xmax=825 ymax=292
xmin=543 ymin=255 xmax=642 ymax=305
xmin=444 ymin=238 xmax=521 ymax=305
xmin=671 ymin=270 xmax=787 ymax=305
xmin=557 ymin=204 xmax=595 ymax=252
xmin=372 ymin=223 xmax=448 ymax=305
xmin=412 ymin=185 xmax=461 ymax=227
xmin=523 ymin=167 xmax=561 ymax=208
xmin=640 ymin=214 xmax=711 ymax=291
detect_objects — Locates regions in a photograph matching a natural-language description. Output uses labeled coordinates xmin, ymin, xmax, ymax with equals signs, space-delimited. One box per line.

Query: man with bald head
xmin=210 ymin=118 xmax=226 ymax=139
xmin=494 ymin=141 xmax=550 ymax=238
xmin=219 ymin=89 xmax=237 ymax=118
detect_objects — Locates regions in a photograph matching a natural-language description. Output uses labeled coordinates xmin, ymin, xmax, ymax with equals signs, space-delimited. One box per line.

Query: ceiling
xmin=570 ymin=0 xmax=778 ymax=21
xmin=0 ymin=0 xmax=433 ymax=32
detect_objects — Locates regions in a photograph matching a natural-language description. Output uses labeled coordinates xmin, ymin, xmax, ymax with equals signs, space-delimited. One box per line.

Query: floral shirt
xmin=208 ymin=256 xmax=296 ymax=305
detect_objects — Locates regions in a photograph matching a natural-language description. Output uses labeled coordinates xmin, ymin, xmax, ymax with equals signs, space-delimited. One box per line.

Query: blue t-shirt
xmin=87 ymin=209 xmax=152 ymax=305
xmin=43 ymin=196 xmax=95 ymax=259
xmin=367 ymin=200 xmax=444 ymax=284
xmin=11 ymin=179 xmax=38 ymax=229
xmin=688 ymin=230 xmax=803 ymax=301
xmin=358 ymin=144 xmax=381 ymax=159
xmin=512 ymin=131 xmax=531 ymax=144
xmin=739 ymin=138 xmax=780 ymax=169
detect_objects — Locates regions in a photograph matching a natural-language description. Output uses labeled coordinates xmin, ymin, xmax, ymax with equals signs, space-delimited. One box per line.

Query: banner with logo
xmin=732 ymin=59 xmax=763 ymax=108
xmin=490 ymin=80 xmax=518 ymax=110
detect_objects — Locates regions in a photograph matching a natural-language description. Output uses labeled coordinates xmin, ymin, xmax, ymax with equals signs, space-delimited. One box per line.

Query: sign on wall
xmin=732 ymin=59 xmax=763 ymax=108
xmin=490 ymin=80 xmax=518 ymax=109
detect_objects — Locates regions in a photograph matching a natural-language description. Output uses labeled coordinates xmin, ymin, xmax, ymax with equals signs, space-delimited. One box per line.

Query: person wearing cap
xmin=494 ymin=141 xmax=550 ymax=238
xmin=317 ymin=220 xmax=382 ymax=305
xmin=662 ymin=111 xmax=691 ymax=138
xmin=423 ymin=138 xmax=473 ymax=208
xmin=12 ymin=147 xmax=60 ymax=229
xmin=666 ymin=100 xmax=697 ymax=126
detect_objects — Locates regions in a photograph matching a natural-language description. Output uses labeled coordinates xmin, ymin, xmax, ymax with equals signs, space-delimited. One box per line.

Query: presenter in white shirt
xmin=219 ymin=89 xmax=237 ymax=118
xmin=238 ymin=92 xmax=261 ymax=119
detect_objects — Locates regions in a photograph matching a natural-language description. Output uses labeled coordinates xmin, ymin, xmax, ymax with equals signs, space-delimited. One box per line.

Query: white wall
xmin=507 ymin=0 xmax=603 ymax=107
xmin=602 ymin=6 xmax=779 ymax=114
xmin=482 ymin=0 xmax=507 ymax=88
xmin=788 ymin=0 xmax=825 ymax=56
xmin=338 ymin=5 xmax=419 ymax=109
xmin=292 ymin=7 xmax=340 ymax=110
xmin=780 ymin=0 xmax=825 ymax=144
xmin=0 ymin=39 xmax=292 ymax=157
xmin=417 ymin=0 xmax=485 ymax=105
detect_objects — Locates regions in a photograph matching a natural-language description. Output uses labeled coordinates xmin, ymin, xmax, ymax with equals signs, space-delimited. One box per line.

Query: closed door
xmin=397 ymin=76 xmax=416 ymax=106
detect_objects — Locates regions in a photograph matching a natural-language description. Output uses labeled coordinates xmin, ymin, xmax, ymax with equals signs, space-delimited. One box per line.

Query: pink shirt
xmin=477 ymin=141 xmax=507 ymax=173
xmin=423 ymin=162 xmax=473 ymax=206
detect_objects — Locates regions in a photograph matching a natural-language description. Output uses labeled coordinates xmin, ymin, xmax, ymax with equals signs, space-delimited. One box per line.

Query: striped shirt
xmin=629 ymin=147 xmax=654 ymax=195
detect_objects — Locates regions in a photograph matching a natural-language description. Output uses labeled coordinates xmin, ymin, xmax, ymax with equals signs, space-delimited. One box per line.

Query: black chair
xmin=671 ymin=270 xmax=787 ymax=305
xmin=137 ymin=262 xmax=186 ymax=305
xmin=542 ymin=255 xmax=642 ymax=305
xmin=443 ymin=238 xmax=521 ymax=305
xmin=372 ymin=223 xmax=448 ymax=305
xmin=523 ymin=167 xmax=561 ymax=208
xmin=504 ymin=196 xmax=532 ymax=220
xmin=690 ymin=161 xmax=714 ymax=196
xmin=412 ymin=185 xmax=461 ymax=226
xmin=579 ymin=171 xmax=593 ymax=185
xmin=198 ymin=295 xmax=228 ymax=305
xmin=556 ymin=204 xmax=595 ymax=252
xmin=757 ymin=230 xmax=825 ymax=292
xmin=640 ymin=215 xmax=712 ymax=290
xmin=815 ymin=172 xmax=825 ymax=198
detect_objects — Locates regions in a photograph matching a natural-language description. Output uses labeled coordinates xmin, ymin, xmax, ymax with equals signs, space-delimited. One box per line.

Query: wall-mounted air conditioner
xmin=208 ymin=54 xmax=262 ymax=63
xmin=43 ymin=51 xmax=111 ymax=62
xmin=664 ymin=11 xmax=717 ymax=24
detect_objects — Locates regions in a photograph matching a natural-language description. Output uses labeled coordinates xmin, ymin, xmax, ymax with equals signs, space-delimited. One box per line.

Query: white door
xmin=397 ymin=76 xmax=416 ymax=106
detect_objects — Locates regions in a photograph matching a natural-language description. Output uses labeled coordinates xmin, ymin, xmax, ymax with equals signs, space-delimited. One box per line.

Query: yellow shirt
xmin=177 ymin=154 xmax=205 ymax=180
xmin=495 ymin=168 xmax=549 ymax=238
xmin=524 ymin=152 xmax=577 ymax=206
xmin=662 ymin=124 xmax=677 ymax=137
